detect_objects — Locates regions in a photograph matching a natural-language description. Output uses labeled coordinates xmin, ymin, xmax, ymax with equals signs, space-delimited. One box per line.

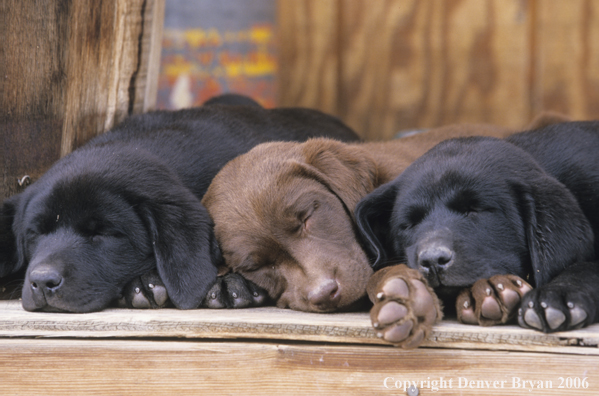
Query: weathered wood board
xmin=277 ymin=0 xmax=599 ymax=140
xmin=0 ymin=301 xmax=597 ymax=355
xmin=0 ymin=300 xmax=597 ymax=395
xmin=0 ymin=0 xmax=165 ymax=200
xmin=0 ymin=339 xmax=597 ymax=395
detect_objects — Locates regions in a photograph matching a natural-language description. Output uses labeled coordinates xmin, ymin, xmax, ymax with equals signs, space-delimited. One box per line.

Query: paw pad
xmin=457 ymin=274 xmax=532 ymax=326
xmin=366 ymin=265 xmax=441 ymax=349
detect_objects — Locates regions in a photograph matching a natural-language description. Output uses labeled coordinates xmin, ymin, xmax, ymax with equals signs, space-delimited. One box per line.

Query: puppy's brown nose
xmin=308 ymin=279 xmax=340 ymax=310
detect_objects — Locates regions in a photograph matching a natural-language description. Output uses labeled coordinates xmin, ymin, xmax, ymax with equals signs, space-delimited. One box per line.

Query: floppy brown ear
xmin=301 ymin=139 xmax=378 ymax=213
xmin=511 ymin=176 xmax=594 ymax=287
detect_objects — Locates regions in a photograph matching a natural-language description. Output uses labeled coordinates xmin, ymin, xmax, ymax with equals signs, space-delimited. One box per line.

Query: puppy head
xmin=203 ymin=138 xmax=377 ymax=312
xmin=356 ymin=137 xmax=594 ymax=291
xmin=13 ymin=146 xmax=218 ymax=312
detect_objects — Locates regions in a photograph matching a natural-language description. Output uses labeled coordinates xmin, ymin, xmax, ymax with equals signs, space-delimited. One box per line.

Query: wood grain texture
xmin=0 ymin=0 xmax=164 ymax=200
xmin=276 ymin=0 xmax=341 ymax=116
xmin=277 ymin=0 xmax=599 ymax=140
xmin=338 ymin=0 xmax=532 ymax=140
xmin=0 ymin=301 xmax=597 ymax=355
xmin=533 ymin=0 xmax=599 ymax=120
xmin=0 ymin=338 xmax=596 ymax=395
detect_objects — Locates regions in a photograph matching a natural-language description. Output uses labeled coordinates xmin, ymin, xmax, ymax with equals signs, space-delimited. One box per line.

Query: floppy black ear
xmin=139 ymin=193 xmax=218 ymax=309
xmin=511 ymin=176 xmax=594 ymax=287
xmin=0 ymin=195 xmax=20 ymax=278
xmin=355 ymin=181 xmax=399 ymax=270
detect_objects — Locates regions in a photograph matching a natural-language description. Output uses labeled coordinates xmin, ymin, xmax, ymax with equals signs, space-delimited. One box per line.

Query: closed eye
xmin=300 ymin=202 xmax=319 ymax=234
xmin=239 ymin=257 xmax=265 ymax=273
xmin=448 ymin=190 xmax=485 ymax=215
xmin=399 ymin=206 xmax=427 ymax=230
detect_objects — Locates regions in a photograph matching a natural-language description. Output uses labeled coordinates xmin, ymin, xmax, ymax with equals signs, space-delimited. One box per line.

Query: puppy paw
xmin=118 ymin=270 xmax=172 ymax=309
xmin=518 ymin=285 xmax=593 ymax=332
xmin=367 ymin=265 xmax=442 ymax=348
xmin=202 ymin=273 xmax=270 ymax=308
xmin=457 ymin=274 xmax=532 ymax=326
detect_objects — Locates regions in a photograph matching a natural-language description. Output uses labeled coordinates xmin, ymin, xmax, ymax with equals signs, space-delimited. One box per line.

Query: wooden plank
xmin=533 ymin=0 xmax=599 ymax=120
xmin=338 ymin=0 xmax=533 ymax=140
xmin=276 ymin=0 xmax=341 ymax=117
xmin=0 ymin=301 xmax=597 ymax=355
xmin=0 ymin=0 xmax=164 ymax=200
xmin=0 ymin=338 xmax=596 ymax=395
xmin=59 ymin=0 xmax=165 ymax=156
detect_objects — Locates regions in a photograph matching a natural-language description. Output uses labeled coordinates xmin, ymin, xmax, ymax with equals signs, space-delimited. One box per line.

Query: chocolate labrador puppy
xmin=202 ymin=123 xmax=514 ymax=318
xmin=356 ymin=121 xmax=599 ymax=347
xmin=0 ymin=94 xmax=360 ymax=312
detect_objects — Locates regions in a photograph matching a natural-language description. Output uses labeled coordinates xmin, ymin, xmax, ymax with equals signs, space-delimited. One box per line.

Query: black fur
xmin=0 ymin=94 xmax=360 ymax=312
xmin=356 ymin=121 xmax=599 ymax=332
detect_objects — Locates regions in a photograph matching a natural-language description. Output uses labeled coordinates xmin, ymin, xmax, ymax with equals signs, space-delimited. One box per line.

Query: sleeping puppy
xmin=0 ymin=94 xmax=360 ymax=312
xmin=356 ymin=121 xmax=599 ymax=347
xmin=202 ymin=124 xmax=514 ymax=316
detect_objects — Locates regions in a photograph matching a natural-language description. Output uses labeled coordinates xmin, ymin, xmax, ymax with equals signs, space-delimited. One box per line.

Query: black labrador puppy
xmin=356 ymin=121 xmax=599 ymax=341
xmin=0 ymin=94 xmax=360 ymax=312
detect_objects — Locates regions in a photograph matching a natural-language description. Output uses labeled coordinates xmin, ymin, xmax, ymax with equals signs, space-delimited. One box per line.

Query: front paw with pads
xmin=202 ymin=273 xmax=269 ymax=308
xmin=518 ymin=287 xmax=590 ymax=332
xmin=456 ymin=274 xmax=532 ymax=326
xmin=118 ymin=270 xmax=171 ymax=309
xmin=367 ymin=265 xmax=442 ymax=348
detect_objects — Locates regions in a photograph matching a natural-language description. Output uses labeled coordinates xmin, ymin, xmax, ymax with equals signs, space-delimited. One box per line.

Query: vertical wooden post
xmin=0 ymin=0 xmax=165 ymax=200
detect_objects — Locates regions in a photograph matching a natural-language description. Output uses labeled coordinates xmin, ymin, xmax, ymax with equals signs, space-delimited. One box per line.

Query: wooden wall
xmin=0 ymin=0 xmax=165 ymax=200
xmin=277 ymin=0 xmax=599 ymax=140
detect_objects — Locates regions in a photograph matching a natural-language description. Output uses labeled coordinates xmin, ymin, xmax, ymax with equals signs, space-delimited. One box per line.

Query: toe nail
xmin=528 ymin=301 xmax=534 ymax=308
xmin=540 ymin=302 xmax=547 ymax=309
xmin=135 ymin=287 xmax=141 ymax=294
xmin=231 ymin=292 xmax=238 ymax=299
xmin=376 ymin=292 xmax=384 ymax=300
xmin=518 ymin=308 xmax=522 ymax=316
xmin=567 ymin=302 xmax=574 ymax=309
xmin=377 ymin=332 xmax=383 ymax=338
xmin=497 ymin=283 xmax=504 ymax=291
xmin=148 ymin=284 xmax=154 ymax=289
xmin=486 ymin=288 xmax=491 ymax=296
xmin=373 ymin=322 xmax=379 ymax=328
xmin=253 ymin=292 xmax=259 ymax=297
xmin=211 ymin=293 xmax=217 ymax=299
xmin=516 ymin=280 xmax=522 ymax=287
xmin=463 ymin=301 xmax=469 ymax=309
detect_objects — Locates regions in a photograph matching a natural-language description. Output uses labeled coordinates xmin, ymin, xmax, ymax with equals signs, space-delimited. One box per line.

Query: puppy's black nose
xmin=29 ymin=267 xmax=63 ymax=295
xmin=418 ymin=245 xmax=454 ymax=269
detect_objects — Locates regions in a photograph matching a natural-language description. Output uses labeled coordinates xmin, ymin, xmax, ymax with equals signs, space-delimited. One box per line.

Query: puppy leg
xmin=518 ymin=261 xmax=599 ymax=332
xmin=118 ymin=270 xmax=172 ymax=309
xmin=456 ymin=275 xmax=532 ymax=326
xmin=367 ymin=265 xmax=442 ymax=348
xmin=203 ymin=273 xmax=270 ymax=308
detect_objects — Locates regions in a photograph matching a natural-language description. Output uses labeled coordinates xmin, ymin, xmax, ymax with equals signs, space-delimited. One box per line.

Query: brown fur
xmin=202 ymin=123 xmax=514 ymax=312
